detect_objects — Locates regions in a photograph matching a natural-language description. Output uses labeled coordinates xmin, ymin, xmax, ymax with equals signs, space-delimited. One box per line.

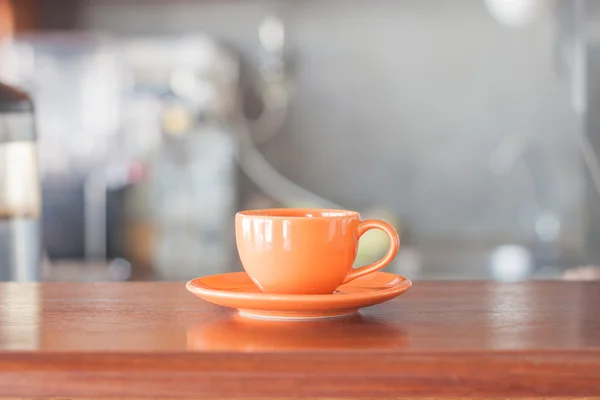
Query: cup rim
xmin=236 ymin=208 xmax=359 ymax=220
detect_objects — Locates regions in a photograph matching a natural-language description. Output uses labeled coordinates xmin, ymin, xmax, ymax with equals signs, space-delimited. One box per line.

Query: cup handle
xmin=342 ymin=219 xmax=400 ymax=284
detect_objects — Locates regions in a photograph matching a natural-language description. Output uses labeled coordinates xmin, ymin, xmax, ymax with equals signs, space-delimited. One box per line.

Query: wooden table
xmin=0 ymin=281 xmax=598 ymax=398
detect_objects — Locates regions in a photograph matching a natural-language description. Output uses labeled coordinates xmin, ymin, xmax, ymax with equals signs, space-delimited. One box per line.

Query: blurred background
xmin=1 ymin=0 xmax=599 ymax=282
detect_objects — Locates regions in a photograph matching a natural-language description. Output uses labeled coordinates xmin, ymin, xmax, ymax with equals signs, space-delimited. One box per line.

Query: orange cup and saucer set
xmin=186 ymin=208 xmax=412 ymax=320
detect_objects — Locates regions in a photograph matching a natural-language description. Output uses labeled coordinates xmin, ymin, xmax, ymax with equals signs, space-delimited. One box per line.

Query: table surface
xmin=0 ymin=280 xmax=598 ymax=398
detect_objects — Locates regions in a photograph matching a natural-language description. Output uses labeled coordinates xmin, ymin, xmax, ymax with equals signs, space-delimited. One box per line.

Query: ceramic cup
xmin=235 ymin=208 xmax=400 ymax=294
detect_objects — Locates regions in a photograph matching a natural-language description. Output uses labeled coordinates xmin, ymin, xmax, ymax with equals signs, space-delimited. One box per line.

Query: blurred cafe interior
xmin=1 ymin=0 xmax=599 ymax=282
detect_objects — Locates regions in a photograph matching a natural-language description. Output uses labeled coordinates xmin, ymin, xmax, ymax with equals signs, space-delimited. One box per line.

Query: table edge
xmin=0 ymin=350 xmax=598 ymax=397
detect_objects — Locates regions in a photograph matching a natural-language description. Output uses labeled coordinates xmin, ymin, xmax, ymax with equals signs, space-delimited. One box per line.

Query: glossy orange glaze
xmin=235 ymin=208 xmax=400 ymax=294
xmin=186 ymin=271 xmax=412 ymax=320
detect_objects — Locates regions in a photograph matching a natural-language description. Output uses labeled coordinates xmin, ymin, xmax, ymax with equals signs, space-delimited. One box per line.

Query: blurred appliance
xmin=114 ymin=35 xmax=239 ymax=280
xmin=0 ymin=34 xmax=239 ymax=280
xmin=0 ymin=34 xmax=121 ymax=264
xmin=0 ymin=82 xmax=41 ymax=281
xmin=0 ymin=26 xmax=395 ymax=280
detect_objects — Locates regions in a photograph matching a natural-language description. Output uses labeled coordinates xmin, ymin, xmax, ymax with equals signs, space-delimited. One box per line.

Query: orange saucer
xmin=186 ymin=272 xmax=412 ymax=320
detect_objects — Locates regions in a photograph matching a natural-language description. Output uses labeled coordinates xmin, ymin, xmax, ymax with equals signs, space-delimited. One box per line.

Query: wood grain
xmin=2 ymin=398 xmax=599 ymax=400
xmin=0 ymin=281 xmax=596 ymax=397
xmin=1 ymin=398 xmax=599 ymax=400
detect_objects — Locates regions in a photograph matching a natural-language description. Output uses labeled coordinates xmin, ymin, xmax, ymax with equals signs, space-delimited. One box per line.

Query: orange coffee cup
xmin=235 ymin=208 xmax=400 ymax=294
